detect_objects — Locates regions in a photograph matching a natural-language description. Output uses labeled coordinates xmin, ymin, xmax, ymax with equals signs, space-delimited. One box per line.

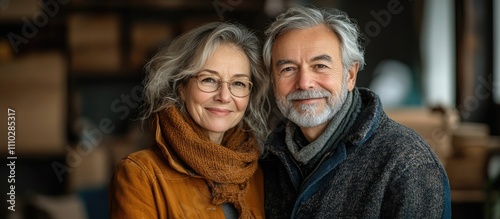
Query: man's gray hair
xmin=263 ymin=5 xmax=366 ymax=74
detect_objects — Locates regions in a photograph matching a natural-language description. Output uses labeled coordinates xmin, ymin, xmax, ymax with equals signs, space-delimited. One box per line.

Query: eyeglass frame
xmin=191 ymin=73 xmax=253 ymax=98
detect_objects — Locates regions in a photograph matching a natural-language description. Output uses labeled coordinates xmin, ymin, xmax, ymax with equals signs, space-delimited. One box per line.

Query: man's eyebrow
xmin=311 ymin=54 xmax=333 ymax=62
xmin=275 ymin=59 xmax=294 ymax=68
xmin=275 ymin=55 xmax=332 ymax=68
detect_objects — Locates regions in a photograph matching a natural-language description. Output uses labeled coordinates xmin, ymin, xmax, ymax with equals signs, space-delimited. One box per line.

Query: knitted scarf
xmin=285 ymin=88 xmax=361 ymax=172
xmin=157 ymin=106 xmax=259 ymax=219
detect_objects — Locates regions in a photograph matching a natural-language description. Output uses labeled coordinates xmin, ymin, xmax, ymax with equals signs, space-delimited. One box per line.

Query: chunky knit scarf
xmin=157 ymin=106 xmax=259 ymax=219
xmin=285 ymin=88 xmax=361 ymax=172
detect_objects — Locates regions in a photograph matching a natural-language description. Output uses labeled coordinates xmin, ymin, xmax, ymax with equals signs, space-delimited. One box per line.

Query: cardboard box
xmin=446 ymin=122 xmax=490 ymax=190
xmin=68 ymin=13 xmax=121 ymax=73
xmin=68 ymin=13 xmax=120 ymax=46
xmin=386 ymin=107 xmax=459 ymax=167
xmin=0 ymin=0 xmax=39 ymax=20
xmin=70 ymin=44 xmax=121 ymax=73
xmin=0 ymin=52 xmax=67 ymax=155
xmin=129 ymin=21 xmax=174 ymax=70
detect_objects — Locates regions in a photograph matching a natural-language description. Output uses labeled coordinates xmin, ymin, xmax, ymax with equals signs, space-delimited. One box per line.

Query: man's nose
xmin=296 ymin=67 xmax=316 ymax=90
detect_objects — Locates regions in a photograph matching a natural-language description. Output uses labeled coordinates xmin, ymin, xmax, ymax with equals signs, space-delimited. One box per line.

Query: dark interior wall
xmin=336 ymin=0 xmax=424 ymax=105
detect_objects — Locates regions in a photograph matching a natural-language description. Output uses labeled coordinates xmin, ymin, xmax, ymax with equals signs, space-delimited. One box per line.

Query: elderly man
xmin=260 ymin=5 xmax=451 ymax=219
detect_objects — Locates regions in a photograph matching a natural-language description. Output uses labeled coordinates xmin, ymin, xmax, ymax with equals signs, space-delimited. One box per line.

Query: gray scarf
xmin=285 ymin=89 xmax=361 ymax=169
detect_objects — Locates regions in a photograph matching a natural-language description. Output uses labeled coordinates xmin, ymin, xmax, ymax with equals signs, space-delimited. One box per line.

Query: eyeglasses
xmin=193 ymin=73 xmax=253 ymax=97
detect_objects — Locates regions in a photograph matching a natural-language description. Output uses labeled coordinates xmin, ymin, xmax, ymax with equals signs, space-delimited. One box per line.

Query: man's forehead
xmin=271 ymin=45 xmax=339 ymax=65
xmin=271 ymin=27 xmax=341 ymax=58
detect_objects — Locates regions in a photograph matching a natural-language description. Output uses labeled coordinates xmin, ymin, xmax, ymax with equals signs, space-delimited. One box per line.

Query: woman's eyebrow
xmin=198 ymin=70 xmax=250 ymax=79
xmin=232 ymin=74 xmax=251 ymax=78
xmin=198 ymin=69 xmax=219 ymax=75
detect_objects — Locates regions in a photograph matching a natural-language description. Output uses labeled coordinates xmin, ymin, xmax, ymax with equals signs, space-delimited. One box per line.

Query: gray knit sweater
xmin=260 ymin=88 xmax=451 ymax=219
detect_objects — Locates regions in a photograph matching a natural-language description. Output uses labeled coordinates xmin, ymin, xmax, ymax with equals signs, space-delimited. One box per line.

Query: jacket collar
xmin=153 ymin=116 xmax=193 ymax=176
xmin=344 ymin=88 xmax=386 ymax=146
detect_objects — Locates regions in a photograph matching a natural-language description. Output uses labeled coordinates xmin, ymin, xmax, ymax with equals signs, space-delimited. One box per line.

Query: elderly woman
xmin=109 ymin=22 xmax=270 ymax=219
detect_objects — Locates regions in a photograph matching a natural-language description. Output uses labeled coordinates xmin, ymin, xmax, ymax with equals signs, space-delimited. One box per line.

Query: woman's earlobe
xmin=179 ymin=86 xmax=185 ymax=101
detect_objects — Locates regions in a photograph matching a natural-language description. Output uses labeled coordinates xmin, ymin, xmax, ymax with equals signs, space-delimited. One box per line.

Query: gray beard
xmin=276 ymin=78 xmax=348 ymax=128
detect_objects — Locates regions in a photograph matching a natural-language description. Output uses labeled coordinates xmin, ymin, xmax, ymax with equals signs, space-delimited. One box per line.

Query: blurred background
xmin=0 ymin=0 xmax=499 ymax=218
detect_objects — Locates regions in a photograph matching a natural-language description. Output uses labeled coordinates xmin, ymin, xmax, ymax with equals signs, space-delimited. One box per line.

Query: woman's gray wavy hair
xmin=141 ymin=22 xmax=270 ymax=151
xmin=263 ymin=5 xmax=365 ymax=76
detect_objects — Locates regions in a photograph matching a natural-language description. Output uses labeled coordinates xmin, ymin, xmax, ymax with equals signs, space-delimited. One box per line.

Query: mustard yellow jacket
xmin=108 ymin=125 xmax=265 ymax=218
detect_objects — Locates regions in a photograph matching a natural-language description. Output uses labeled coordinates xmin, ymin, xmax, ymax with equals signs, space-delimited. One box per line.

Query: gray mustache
xmin=287 ymin=90 xmax=331 ymax=101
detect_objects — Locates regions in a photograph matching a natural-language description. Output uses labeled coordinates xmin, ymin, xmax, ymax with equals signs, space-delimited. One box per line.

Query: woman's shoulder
xmin=116 ymin=147 xmax=168 ymax=177
xmin=122 ymin=147 xmax=159 ymax=164
xmin=118 ymin=146 xmax=197 ymax=181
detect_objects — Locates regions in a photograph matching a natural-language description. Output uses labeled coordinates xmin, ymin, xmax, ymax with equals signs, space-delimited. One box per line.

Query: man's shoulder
xmin=361 ymin=117 xmax=443 ymax=167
